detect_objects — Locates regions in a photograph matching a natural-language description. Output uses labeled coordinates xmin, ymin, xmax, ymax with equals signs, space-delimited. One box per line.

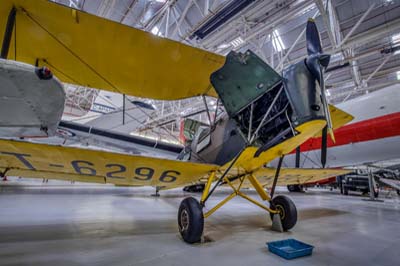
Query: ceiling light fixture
xmin=217 ymin=43 xmax=231 ymax=49
xmin=151 ymin=26 xmax=163 ymax=37
xmin=230 ymin=37 xmax=244 ymax=48
xmin=392 ymin=33 xmax=400 ymax=55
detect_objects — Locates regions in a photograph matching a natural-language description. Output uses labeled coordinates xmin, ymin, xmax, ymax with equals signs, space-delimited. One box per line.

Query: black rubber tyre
xmin=287 ymin=184 xmax=303 ymax=192
xmin=343 ymin=188 xmax=349 ymax=195
xmin=397 ymin=190 xmax=400 ymax=196
xmin=270 ymin=195 xmax=297 ymax=231
xmin=183 ymin=184 xmax=205 ymax=193
xmin=178 ymin=197 xmax=204 ymax=244
xmin=287 ymin=185 xmax=296 ymax=192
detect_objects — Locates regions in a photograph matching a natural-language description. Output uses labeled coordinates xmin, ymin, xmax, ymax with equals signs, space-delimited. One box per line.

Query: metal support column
xmin=368 ymin=170 xmax=375 ymax=201
xmin=363 ymin=169 xmax=383 ymax=202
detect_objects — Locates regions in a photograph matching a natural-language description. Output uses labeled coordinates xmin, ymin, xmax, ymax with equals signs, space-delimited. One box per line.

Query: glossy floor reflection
xmin=0 ymin=179 xmax=399 ymax=266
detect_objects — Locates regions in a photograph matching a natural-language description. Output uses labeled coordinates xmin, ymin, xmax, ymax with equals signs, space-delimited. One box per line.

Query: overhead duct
xmin=191 ymin=0 xmax=256 ymax=40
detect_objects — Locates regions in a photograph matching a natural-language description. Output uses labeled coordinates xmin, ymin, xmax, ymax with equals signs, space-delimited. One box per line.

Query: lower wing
xmin=0 ymin=139 xmax=217 ymax=189
xmin=251 ymin=167 xmax=350 ymax=187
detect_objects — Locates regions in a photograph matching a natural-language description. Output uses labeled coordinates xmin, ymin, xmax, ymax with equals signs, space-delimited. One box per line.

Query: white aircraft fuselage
xmin=280 ymin=85 xmax=400 ymax=168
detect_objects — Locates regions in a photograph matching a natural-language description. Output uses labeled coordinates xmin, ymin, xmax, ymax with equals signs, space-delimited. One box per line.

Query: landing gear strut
xmin=269 ymin=195 xmax=297 ymax=231
xmin=177 ymin=155 xmax=298 ymax=244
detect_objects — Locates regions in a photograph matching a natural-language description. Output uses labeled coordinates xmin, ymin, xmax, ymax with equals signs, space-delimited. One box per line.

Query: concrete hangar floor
xmin=0 ymin=179 xmax=399 ymax=266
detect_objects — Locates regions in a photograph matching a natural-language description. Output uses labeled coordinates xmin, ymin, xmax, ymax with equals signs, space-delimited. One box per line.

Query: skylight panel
xmin=271 ymin=30 xmax=285 ymax=52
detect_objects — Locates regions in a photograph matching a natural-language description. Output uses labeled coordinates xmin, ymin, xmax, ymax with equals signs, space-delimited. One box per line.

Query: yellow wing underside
xmin=0 ymin=139 xmax=218 ymax=189
xmin=249 ymin=167 xmax=350 ymax=187
xmin=0 ymin=0 xmax=225 ymax=100
xmin=0 ymin=124 xmax=350 ymax=189
xmin=317 ymin=105 xmax=354 ymax=135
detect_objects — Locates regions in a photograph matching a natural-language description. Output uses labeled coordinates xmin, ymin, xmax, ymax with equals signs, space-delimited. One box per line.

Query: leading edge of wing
xmin=312 ymin=105 xmax=354 ymax=137
xmin=0 ymin=139 xmax=218 ymax=189
xmin=0 ymin=0 xmax=225 ymax=100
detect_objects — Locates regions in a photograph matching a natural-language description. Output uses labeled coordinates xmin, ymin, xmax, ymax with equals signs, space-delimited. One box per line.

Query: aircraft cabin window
xmin=193 ymin=126 xmax=211 ymax=153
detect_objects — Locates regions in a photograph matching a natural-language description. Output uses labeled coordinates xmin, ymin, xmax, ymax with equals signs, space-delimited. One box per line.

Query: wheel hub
xmin=276 ymin=204 xmax=285 ymax=220
xmin=180 ymin=209 xmax=189 ymax=232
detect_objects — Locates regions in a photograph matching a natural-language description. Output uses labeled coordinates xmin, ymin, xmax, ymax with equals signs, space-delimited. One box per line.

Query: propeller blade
xmin=304 ymin=18 xmax=335 ymax=164
xmin=321 ymin=126 xmax=327 ymax=168
xmin=306 ymin=18 xmax=323 ymax=55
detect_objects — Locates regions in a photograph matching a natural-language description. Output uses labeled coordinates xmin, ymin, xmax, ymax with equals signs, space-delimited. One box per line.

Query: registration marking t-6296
xmin=0 ymin=151 xmax=181 ymax=184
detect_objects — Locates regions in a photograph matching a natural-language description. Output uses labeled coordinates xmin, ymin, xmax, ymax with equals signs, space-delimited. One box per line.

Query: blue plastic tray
xmin=266 ymin=239 xmax=314 ymax=260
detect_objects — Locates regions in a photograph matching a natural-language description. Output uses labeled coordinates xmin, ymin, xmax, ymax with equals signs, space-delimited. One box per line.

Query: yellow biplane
xmin=0 ymin=0 xmax=353 ymax=243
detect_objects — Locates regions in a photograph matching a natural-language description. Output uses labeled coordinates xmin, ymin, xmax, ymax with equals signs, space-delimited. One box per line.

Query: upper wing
xmin=0 ymin=139 xmax=218 ymax=189
xmin=0 ymin=0 xmax=225 ymax=100
xmin=251 ymin=167 xmax=350 ymax=186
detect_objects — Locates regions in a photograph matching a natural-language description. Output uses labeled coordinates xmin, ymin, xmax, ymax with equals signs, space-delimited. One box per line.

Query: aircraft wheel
xmin=287 ymin=184 xmax=303 ymax=192
xmin=397 ymin=190 xmax=400 ymax=196
xmin=343 ymin=188 xmax=349 ymax=195
xmin=178 ymin=197 xmax=204 ymax=244
xmin=183 ymin=184 xmax=205 ymax=193
xmin=270 ymin=195 xmax=297 ymax=231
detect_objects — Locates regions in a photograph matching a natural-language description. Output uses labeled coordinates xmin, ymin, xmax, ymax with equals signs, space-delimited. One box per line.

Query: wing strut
xmin=295 ymin=146 xmax=300 ymax=168
xmin=321 ymin=125 xmax=328 ymax=168
xmin=0 ymin=168 xmax=10 ymax=179
xmin=270 ymin=155 xmax=284 ymax=198
xmin=1 ymin=7 xmax=16 ymax=59
xmin=200 ymin=147 xmax=246 ymax=206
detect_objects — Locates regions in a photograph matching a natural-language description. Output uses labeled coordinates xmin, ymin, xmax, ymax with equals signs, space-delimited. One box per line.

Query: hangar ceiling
xmin=53 ymin=0 xmax=400 ymax=142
